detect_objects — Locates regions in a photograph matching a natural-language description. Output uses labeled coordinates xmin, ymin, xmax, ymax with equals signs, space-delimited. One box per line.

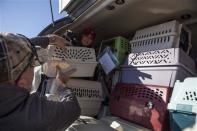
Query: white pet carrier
xmin=168 ymin=77 xmax=197 ymax=113
xmin=47 ymin=45 xmax=98 ymax=77
xmin=130 ymin=20 xmax=191 ymax=53
xmin=120 ymin=66 xmax=195 ymax=87
xmin=66 ymin=79 xmax=103 ymax=116
xmin=128 ymin=48 xmax=196 ymax=73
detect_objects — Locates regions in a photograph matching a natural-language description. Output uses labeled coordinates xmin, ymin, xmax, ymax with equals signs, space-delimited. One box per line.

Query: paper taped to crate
xmin=98 ymin=47 xmax=119 ymax=74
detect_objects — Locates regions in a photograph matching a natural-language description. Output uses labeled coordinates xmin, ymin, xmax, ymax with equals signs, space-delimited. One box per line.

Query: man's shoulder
xmin=0 ymin=83 xmax=28 ymax=94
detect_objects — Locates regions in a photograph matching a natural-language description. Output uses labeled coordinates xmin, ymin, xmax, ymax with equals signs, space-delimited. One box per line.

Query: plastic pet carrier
xmin=168 ymin=77 xmax=197 ymax=113
xmin=99 ymin=36 xmax=130 ymax=65
xmin=167 ymin=78 xmax=197 ymax=131
xmin=67 ymin=79 xmax=103 ymax=116
xmin=120 ymin=66 xmax=195 ymax=87
xmin=47 ymin=45 xmax=98 ymax=77
xmin=109 ymin=83 xmax=171 ymax=131
xmin=128 ymin=48 xmax=196 ymax=73
xmin=130 ymin=20 xmax=191 ymax=53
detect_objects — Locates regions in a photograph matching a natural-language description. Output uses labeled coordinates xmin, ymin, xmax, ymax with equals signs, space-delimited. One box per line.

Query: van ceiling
xmin=68 ymin=0 xmax=197 ymax=41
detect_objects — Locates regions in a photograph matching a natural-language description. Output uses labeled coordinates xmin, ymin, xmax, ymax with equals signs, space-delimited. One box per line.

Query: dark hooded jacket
xmin=0 ymin=83 xmax=80 ymax=131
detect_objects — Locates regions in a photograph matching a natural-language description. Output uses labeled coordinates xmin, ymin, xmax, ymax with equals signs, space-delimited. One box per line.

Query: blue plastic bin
xmin=169 ymin=110 xmax=196 ymax=131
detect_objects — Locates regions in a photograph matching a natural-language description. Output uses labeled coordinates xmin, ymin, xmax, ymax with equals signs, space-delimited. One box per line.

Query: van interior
xmin=39 ymin=0 xmax=197 ymax=131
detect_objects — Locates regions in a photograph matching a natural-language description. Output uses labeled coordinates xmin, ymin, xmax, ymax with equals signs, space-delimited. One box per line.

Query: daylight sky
xmin=0 ymin=0 xmax=67 ymax=37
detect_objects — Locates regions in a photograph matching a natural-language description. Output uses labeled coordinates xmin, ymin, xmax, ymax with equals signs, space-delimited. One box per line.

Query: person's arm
xmin=25 ymin=90 xmax=80 ymax=131
xmin=0 ymin=83 xmax=80 ymax=131
xmin=30 ymin=34 xmax=70 ymax=49
xmin=28 ymin=62 xmax=79 ymax=130
xmin=30 ymin=36 xmax=49 ymax=48
xmin=47 ymin=34 xmax=70 ymax=48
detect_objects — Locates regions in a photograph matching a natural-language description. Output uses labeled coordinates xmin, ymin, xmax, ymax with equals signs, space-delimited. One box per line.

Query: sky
xmin=0 ymin=0 xmax=67 ymax=37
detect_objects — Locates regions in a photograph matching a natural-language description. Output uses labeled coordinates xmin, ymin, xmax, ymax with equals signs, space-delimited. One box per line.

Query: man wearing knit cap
xmin=63 ymin=27 xmax=96 ymax=48
xmin=0 ymin=33 xmax=80 ymax=131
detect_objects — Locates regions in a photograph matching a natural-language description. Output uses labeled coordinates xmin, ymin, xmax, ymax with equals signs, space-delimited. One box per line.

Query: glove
xmin=56 ymin=65 xmax=77 ymax=86
xmin=47 ymin=34 xmax=70 ymax=48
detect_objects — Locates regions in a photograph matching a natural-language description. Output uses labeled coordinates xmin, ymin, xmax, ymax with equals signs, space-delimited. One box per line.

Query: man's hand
xmin=47 ymin=34 xmax=70 ymax=48
xmin=56 ymin=65 xmax=77 ymax=85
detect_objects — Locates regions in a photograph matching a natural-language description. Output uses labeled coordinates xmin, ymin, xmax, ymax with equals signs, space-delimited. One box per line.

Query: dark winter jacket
xmin=0 ymin=83 xmax=80 ymax=131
